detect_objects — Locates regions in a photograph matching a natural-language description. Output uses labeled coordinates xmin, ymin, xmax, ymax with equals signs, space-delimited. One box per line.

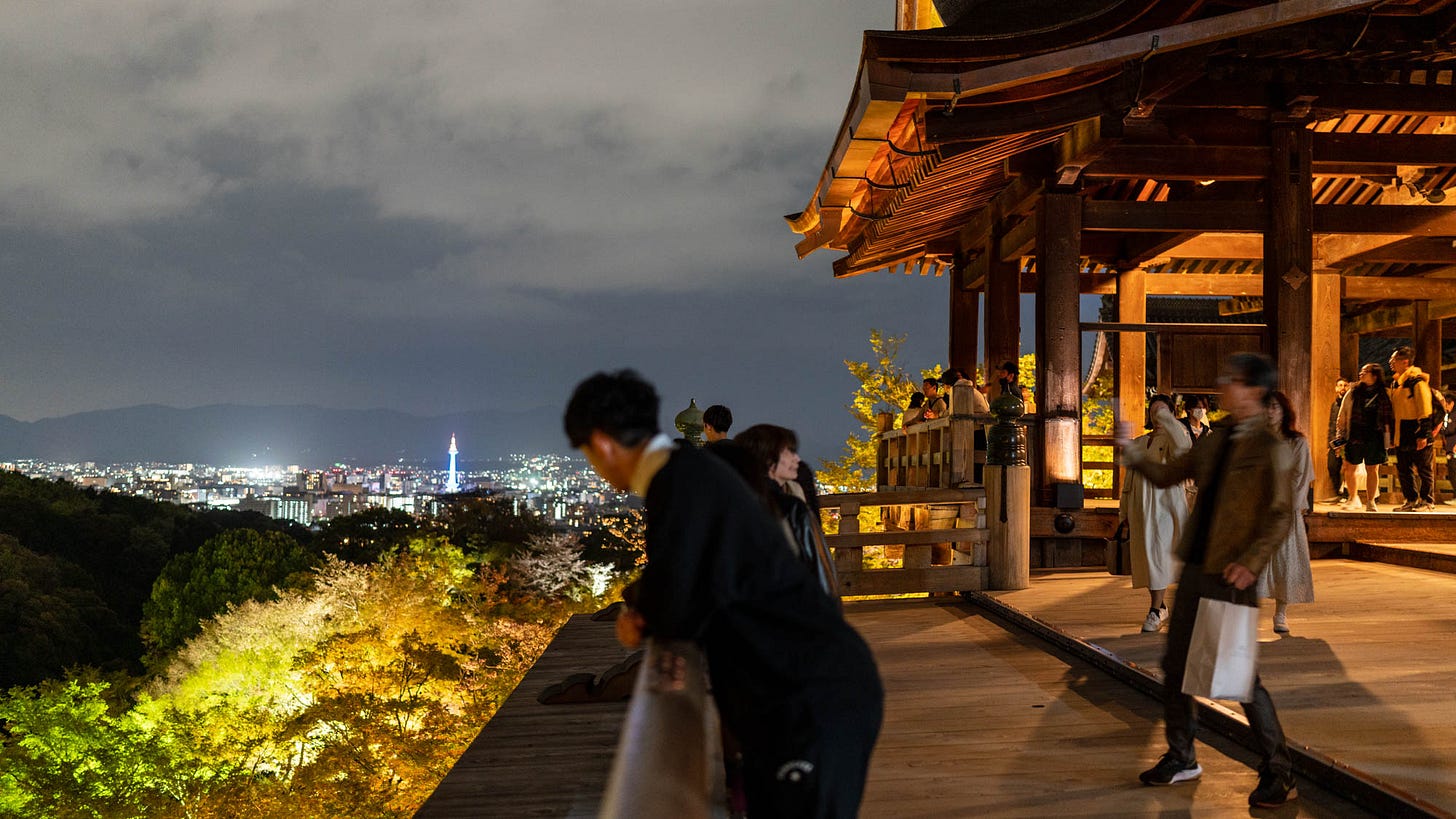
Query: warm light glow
xmin=1045 ymin=417 xmax=1081 ymax=483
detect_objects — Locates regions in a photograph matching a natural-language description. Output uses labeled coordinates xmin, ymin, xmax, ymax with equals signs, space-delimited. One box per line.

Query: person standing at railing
xmin=565 ymin=371 xmax=883 ymax=818
xmin=1118 ymin=394 xmax=1191 ymax=633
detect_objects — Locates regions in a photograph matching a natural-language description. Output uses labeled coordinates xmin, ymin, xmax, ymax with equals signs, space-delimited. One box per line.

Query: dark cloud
xmin=0 ymin=0 xmax=958 ymax=462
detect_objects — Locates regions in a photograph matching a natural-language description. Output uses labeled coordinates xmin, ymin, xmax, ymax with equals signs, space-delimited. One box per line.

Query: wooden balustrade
xmin=821 ymin=487 xmax=989 ymax=596
xmin=599 ymin=638 xmax=718 ymax=819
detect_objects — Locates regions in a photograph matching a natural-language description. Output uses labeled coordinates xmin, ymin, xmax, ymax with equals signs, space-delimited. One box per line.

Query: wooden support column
xmin=949 ymin=257 xmax=981 ymax=375
xmin=1265 ymin=123 xmax=1333 ymax=495
xmin=1116 ymin=267 xmax=1147 ymax=430
xmin=1341 ymin=331 xmax=1360 ymax=381
xmin=1035 ymin=188 xmax=1084 ymax=502
xmin=985 ymin=208 xmax=1021 ymax=389
xmin=1415 ymin=301 xmax=1443 ymax=390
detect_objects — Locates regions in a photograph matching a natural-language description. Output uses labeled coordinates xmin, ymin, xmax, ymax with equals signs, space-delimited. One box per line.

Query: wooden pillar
xmin=985 ymin=464 xmax=1031 ymax=589
xmin=1034 ymin=188 xmax=1084 ymax=500
xmin=1309 ymin=270 xmax=1341 ymax=497
xmin=948 ymin=258 xmax=980 ymax=376
xmin=985 ymin=209 xmax=1021 ymax=391
xmin=1264 ymin=122 xmax=1332 ymax=494
xmin=1416 ymin=301 xmax=1443 ymax=389
xmin=1340 ymin=331 xmax=1360 ymax=381
xmin=1116 ymin=266 xmax=1147 ymax=430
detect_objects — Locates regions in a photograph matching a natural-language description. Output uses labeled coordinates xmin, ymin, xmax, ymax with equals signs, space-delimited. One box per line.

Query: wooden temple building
xmin=787 ymin=0 xmax=1456 ymax=510
xmin=420 ymin=3 xmax=1456 ymax=816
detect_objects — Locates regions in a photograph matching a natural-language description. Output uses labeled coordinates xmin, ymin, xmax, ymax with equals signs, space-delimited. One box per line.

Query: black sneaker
xmin=1139 ymin=753 xmax=1202 ymax=785
xmin=1249 ymin=770 xmax=1298 ymax=807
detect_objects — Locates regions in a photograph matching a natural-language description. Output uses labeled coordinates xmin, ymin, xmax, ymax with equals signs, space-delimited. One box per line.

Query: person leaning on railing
xmin=565 ymin=370 xmax=883 ymax=818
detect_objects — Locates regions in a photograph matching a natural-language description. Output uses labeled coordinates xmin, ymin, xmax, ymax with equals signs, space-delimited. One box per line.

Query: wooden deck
xmin=414 ymin=614 xmax=635 ymax=818
xmin=984 ymin=561 xmax=1456 ymax=816
xmin=849 ymin=599 xmax=1375 ymax=817
xmin=418 ymin=572 xmax=1449 ymax=816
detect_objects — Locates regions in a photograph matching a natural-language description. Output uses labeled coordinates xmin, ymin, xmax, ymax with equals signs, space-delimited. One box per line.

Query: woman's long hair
xmin=1270 ymin=390 xmax=1304 ymax=440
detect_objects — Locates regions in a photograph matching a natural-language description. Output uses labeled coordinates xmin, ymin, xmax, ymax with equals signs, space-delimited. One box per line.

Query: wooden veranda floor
xmin=982 ymin=560 xmax=1456 ymax=816
xmin=421 ymin=556 xmax=1456 ymax=816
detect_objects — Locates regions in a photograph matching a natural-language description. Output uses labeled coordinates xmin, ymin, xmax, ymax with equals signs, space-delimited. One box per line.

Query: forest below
xmin=0 ymin=470 xmax=641 ymax=818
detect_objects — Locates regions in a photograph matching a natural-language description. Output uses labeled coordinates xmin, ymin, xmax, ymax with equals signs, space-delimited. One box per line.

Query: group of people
xmin=1329 ymin=345 xmax=1455 ymax=512
xmin=567 ymin=374 xmax=881 ymax=817
xmin=902 ymin=361 xmax=1029 ymax=427
xmin=1119 ymin=387 xmax=1314 ymax=637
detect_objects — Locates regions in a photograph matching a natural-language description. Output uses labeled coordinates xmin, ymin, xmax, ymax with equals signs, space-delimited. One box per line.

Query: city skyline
xmin=0 ymin=1 xmax=950 ymax=457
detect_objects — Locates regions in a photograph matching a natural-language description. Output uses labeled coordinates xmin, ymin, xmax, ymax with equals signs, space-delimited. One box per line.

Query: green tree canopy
xmin=313 ymin=507 xmax=429 ymax=564
xmin=141 ymin=529 xmax=315 ymax=659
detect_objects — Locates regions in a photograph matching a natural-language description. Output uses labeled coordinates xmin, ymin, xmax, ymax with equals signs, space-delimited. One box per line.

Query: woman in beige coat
xmin=1257 ymin=391 xmax=1315 ymax=633
xmin=1119 ymin=394 xmax=1192 ymax=632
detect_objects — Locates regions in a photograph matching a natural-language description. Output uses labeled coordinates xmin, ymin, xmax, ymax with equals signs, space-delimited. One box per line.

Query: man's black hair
xmin=563 ymin=370 xmax=660 ymax=448
xmin=922 ymin=377 xmax=938 ymax=387
xmin=1392 ymin=345 xmax=1416 ymax=361
xmin=998 ymin=361 xmax=1018 ymax=377
xmin=1229 ymin=353 xmax=1278 ymax=403
xmin=940 ymin=368 xmax=965 ymax=386
xmin=703 ymin=404 xmax=733 ymax=434
xmin=1149 ymin=393 xmax=1177 ymax=414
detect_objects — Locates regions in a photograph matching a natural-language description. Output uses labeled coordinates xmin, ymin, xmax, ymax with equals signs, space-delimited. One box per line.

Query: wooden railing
xmin=821 ymin=487 xmax=988 ymax=596
xmin=875 ymin=385 xmax=985 ymax=490
xmin=1081 ymin=433 xmax=1121 ymax=501
xmin=599 ymin=638 xmax=720 ymax=819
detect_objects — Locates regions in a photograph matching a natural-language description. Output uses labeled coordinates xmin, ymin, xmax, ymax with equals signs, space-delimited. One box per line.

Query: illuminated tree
xmin=820 ymin=330 xmax=942 ymax=491
xmin=313 ymin=508 xmax=428 ymax=564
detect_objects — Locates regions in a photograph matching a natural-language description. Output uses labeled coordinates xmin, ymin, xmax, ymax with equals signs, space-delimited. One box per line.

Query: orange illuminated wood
xmin=1342 ymin=277 xmax=1456 ymax=301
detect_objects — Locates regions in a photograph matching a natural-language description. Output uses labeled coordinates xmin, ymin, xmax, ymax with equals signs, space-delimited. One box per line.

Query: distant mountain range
xmin=0 ymin=404 xmax=568 ymax=467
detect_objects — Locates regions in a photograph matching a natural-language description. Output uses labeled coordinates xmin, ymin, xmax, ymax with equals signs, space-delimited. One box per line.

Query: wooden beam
xmin=1075 ymin=273 xmax=1264 ymax=296
xmin=1082 ymin=322 xmax=1266 ymax=335
xmin=1000 ymin=214 xmax=1039 ymax=260
xmin=1163 ymin=78 xmax=1456 ymax=117
xmin=1312 ymin=133 xmax=1456 ymax=168
xmin=1343 ymin=277 xmax=1456 ymax=301
xmin=1315 ymin=205 xmax=1456 ymax=236
xmin=1161 ymin=233 xmax=1265 ymax=260
xmin=1082 ymin=145 xmax=1269 ymax=181
xmin=1417 ymin=301 xmax=1443 ymax=388
xmin=1342 ymin=301 xmax=1456 ymax=335
xmin=1084 ymin=200 xmax=1266 ymax=232
xmin=1084 ymin=202 xmax=1456 ymax=235
xmin=900 ymin=0 xmax=1384 ymax=102
xmin=1336 ymin=237 xmax=1456 ymax=266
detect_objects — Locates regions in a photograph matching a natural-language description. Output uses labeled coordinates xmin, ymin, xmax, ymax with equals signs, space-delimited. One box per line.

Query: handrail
xmin=599 ymin=638 xmax=718 ymax=819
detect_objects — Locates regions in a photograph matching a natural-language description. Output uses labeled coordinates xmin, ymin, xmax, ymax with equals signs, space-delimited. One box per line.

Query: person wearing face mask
xmin=1181 ymin=396 xmax=1212 ymax=443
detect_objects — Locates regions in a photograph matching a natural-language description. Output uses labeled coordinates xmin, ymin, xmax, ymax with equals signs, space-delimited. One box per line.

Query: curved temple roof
xmin=788 ymin=0 xmax=1456 ymax=285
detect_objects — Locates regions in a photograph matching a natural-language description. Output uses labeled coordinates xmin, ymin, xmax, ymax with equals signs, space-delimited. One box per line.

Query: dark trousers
xmin=1395 ymin=446 xmax=1435 ymax=503
xmin=1327 ymin=448 xmax=1345 ymax=497
xmin=1161 ymin=565 xmax=1292 ymax=777
xmin=1446 ymin=456 xmax=1456 ymax=501
xmin=739 ymin=691 xmax=882 ymax=818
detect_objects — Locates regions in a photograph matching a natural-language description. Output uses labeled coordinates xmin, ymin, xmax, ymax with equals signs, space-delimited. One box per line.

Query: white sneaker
xmin=1366 ymin=500 xmax=1379 ymax=512
xmin=1141 ymin=607 xmax=1167 ymax=633
xmin=1273 ymin=612 xmax=1289 ymax=634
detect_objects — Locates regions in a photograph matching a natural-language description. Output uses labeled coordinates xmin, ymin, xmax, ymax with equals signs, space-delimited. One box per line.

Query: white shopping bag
xmin=1181 ymin=596 xmax=1259 ymax=702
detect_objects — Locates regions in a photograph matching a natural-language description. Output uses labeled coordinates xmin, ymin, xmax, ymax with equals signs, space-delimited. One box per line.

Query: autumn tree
xmin=819 ymin=330 xmax=943 ymax=491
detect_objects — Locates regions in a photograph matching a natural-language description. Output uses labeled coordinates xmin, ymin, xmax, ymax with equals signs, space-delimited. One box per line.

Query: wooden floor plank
xmin=987 ymin=560 xmax=1456 ymax=815
xmin=847 ymin=600 xmax=1374 ymax=818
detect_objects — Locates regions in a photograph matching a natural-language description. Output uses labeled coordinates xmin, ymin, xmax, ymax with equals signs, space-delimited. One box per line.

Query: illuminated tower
xmin=445 ymin=434 xmax=460 ymax=494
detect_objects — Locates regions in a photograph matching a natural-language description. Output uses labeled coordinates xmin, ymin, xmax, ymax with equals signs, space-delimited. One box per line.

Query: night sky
xmin=0 ymin=1 xmax=963 ymax=461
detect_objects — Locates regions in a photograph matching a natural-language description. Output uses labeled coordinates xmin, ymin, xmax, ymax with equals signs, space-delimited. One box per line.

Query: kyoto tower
xmin=445 ymin=434 xmax=460 ymax=494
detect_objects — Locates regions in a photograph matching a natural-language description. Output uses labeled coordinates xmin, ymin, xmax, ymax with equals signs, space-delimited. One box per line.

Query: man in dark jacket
xmin=565 ymin=370 xmax=882 ymax=817
xmin=1323 ymin=377 xmax=1349 ymax=503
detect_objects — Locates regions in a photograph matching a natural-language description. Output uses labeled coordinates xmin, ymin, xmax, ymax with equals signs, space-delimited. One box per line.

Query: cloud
xmin=0 ymin=0 xmax=964 ymax=453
